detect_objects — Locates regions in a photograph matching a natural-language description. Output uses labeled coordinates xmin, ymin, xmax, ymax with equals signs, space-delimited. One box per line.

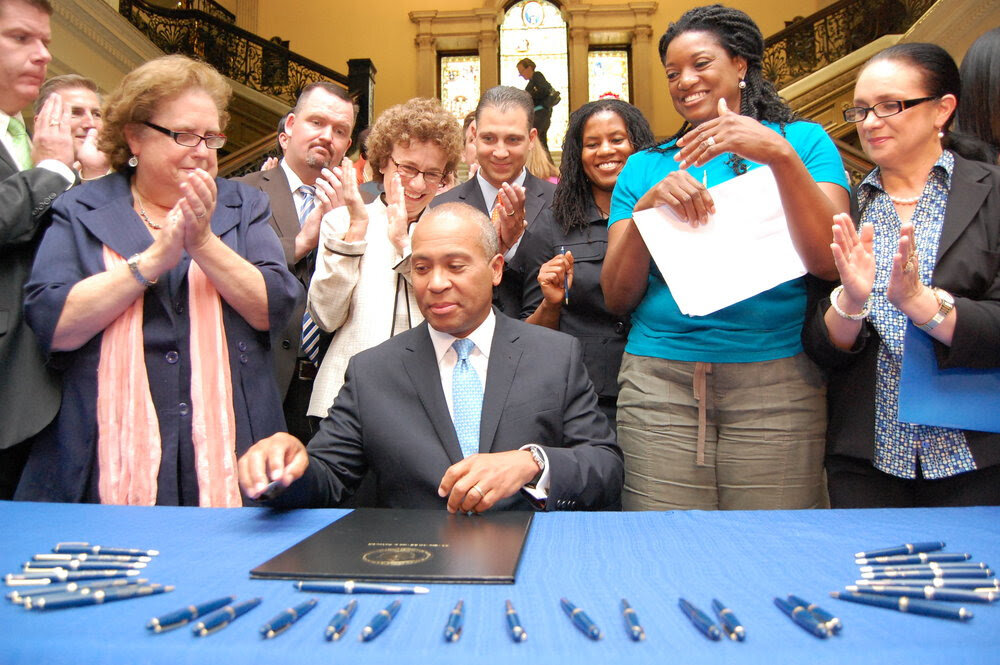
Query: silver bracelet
xmin=126 ymin=253 xmax=157 ymax=288
xmin=829 ymin=284 xmax=869 ymax=320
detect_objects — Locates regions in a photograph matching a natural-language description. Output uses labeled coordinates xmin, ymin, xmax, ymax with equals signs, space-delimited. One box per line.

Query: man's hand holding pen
xmin=237 ymin=433 xmax=309 ymax=500
xmin=437 ymin=450 xmax=541 ymax=514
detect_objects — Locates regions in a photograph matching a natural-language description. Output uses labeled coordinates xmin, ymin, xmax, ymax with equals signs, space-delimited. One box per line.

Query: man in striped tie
xmin=235 ymin=82 xmax=357 ymax=444
xmin=0 ymin=0 xmax=76 ymax=498
xmin=239 ymin=202 xmax=623 ymax=511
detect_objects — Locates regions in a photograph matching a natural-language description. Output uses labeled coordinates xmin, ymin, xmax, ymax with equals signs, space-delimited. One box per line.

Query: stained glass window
xmin=440 ymin=55 xmax=481 ymax=124
xmin=588 ymin=50 xmax=630 ymax=103
xmin=499 ymin=0 xmax=568 ymax=153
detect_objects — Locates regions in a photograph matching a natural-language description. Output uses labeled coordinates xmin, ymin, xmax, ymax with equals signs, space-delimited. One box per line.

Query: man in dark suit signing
xmin=234 ymin=82 xmax=356 ymax=443
xmin=238 ymin=202 xmax=623 ymax=511
xmin=0 ymin=0 xmax=77 ymax=498
xmin=431 ymin=86 xmax=555 ymax=317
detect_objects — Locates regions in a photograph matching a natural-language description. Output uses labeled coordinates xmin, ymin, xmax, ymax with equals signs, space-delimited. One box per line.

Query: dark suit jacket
xmin=235 ymin=167 xmax=324 ymax=398
xmin=273 ymin=313 xmax=623 ymax=510
xmin=803 ymin=154 xmax=1000 ymax=469
xmin=431 ymin=172 xmax=556 ymax=316
xmin=0 ymin=144 xmax=71 ymax=450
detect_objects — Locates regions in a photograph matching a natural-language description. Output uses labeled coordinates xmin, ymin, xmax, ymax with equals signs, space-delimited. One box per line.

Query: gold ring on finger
xmin=471 ymin=484 xmax=484 ymax=498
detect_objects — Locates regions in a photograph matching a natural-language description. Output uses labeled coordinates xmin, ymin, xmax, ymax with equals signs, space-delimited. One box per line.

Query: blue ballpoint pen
xmin=359 ymin=600 xmax=401 ymax=641
xmin=860 ymin=562 xmax=988 ymax=573
xmin=773 ymin=597 xmax=829 ymax=638
xmin=33 ymin=553 xmax=151 ymax=563
xmin=53 ymin=542 xmax=159 ymax=557
xmin=830 ymin=591 xmax=973 ymax=621
xmin=855 ymin=552 xmax=970 ymax=565
xmin=621 ymin=598 xmax=645 ymax=641
xmin=25 ymin=584 xmax=173 ymax=610
xmin=5 ymin=569 xmax=141 ymax=585
xmin=443 ymin=600 xmax=464 ymax=642
xmin=855 ymin=577 xmax=1000 ymax=590
xmin=711 ymin=598 xmax=745 ymax=641
xmin=295 ymin=580 xmax=429 ymax=594
xmin=192 ymin=598 xmax=263 ymax=636
xmin=561 ymin=597 xmax=602 ymax=640
xmin=260 ymin=598 xmax=318 ymax=638
xmin=787 ymin=595 xmax=841 ymax=634
xmin=560 ymin=246 xmax=570 ymax=305
xmin=505 ymin=599 xmax=527 ymax=642
xmin=855 ymin=542 xmax=945 ymax=558
xmin=844 ymin=585 xmax=998 ymax=604
xmin=862 ymin=568 xmax=992 ymax=580
xmin=678 ymin=598 xmax=721 ymax=641
xmin=8 ymin=578 xmax=144 ymax=604
xmin=24 ymin=560 xmax=145 ymax=571
xmin=147 ymin=596 xmax=236 ymax=633
xmin=325 ymin=599 xmax=358 ymax=641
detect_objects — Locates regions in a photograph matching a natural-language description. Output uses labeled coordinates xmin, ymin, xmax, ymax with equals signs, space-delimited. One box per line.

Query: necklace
xmin=132 ymin=188 xmax=163 ymax=230
xmin=887 ymin=192 xmax=922 ymax=206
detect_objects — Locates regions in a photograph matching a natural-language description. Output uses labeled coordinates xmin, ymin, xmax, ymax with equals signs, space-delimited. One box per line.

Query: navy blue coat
xmin=16 ymin=173 xmax=302 ymax=505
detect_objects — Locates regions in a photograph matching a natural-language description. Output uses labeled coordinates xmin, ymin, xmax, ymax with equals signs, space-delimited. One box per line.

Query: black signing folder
xmin=250 ymin=508 xmax=533 ymax=584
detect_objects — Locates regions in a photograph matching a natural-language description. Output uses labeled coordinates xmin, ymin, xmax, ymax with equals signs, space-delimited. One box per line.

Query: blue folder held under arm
xmin=897 ymin=323 xmax=1000 ymax=434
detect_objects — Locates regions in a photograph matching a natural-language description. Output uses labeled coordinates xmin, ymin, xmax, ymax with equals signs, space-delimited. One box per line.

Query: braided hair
xmin=553 ymin=100 xmax=655 ymax=234
xmin=654 ymin=4 xmax=798 ymax=175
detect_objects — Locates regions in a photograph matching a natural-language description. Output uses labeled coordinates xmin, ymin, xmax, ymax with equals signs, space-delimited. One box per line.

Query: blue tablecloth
xmin=1 ymin=501 xmax=997 ymax=664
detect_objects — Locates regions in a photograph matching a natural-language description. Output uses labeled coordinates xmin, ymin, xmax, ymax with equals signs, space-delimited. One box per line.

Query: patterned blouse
xmin=858 ymin=150 xmax=974 ymax=479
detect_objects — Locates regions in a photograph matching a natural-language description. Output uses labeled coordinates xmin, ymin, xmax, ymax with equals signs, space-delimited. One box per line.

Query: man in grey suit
xmin=238 ymin=203 xmax=622 ymax=511
xmin=235 ymin=82 xmax=356 ymax=442
xmin=431 ymin=86 xmax=556 ymax=317
xmin=0 ymin=0 xmax=77 ymax=498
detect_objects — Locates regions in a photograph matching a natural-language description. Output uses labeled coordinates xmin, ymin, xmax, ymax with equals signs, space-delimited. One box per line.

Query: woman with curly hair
xmin=602 ymin=4 xmax=850 ymax=510
xmin=519 ymin=99 xmax=653 ymax=426
xmin=306 ymin=98 xmax=463 ymax=417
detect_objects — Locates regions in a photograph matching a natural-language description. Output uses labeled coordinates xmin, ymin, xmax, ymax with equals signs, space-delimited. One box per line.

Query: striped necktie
xmin=451 ymin=338 xmax=483 ymax=458
xmin=6 ymin=117 xmax=32 ymax=170
xmin=297 ymin=185 xmax=321 ymax=365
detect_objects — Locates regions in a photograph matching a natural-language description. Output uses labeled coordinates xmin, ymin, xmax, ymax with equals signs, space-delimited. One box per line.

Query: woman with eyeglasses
xmin=306 ymin=98 xmax=463 ymax=418
xmin=16 ymin=56 xmax=300 ymax=505
xmin=803 ymin=43 xmax=1000 ymax=507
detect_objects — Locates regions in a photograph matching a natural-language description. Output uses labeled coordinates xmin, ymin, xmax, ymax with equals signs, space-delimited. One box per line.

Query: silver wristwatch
xmin=916 ymin=288 xmax=954 ymax=333
xmin=525 ymin=444 xmax=545 ymax=489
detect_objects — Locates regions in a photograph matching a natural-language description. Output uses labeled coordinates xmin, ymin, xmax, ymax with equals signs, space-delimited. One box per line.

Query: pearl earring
xmin=937 ymin=129 xmax=945 ymax=139
xmin=128 ymin=155 xmax=139 ymax=168
xmin=738 ymin=79 xmax=746 ymax=89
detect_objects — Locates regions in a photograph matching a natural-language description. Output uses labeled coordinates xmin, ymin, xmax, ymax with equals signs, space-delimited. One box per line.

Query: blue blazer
xmin=16 ymin=173 xmax=302 ymax=504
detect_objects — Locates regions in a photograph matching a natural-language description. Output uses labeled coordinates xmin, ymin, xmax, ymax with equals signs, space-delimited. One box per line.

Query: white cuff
xmin=518 ymin=444 xmax=550 ymax=500
xmin=36 ymin=159 xmax=75 ymax=186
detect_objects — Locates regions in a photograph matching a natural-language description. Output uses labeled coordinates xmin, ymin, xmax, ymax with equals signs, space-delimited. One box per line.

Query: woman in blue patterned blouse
xmin=803 ymin=43 xmax=1000 ymax=507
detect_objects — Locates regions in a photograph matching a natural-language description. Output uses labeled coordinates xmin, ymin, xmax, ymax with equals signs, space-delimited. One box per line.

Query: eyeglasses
xmin=842 ymin=96 xmax=938 ymax=123
xmin=389 ymin=156 xmax=446 ymax=187
xmin=143 ymin=121 xmax=227 ymax=149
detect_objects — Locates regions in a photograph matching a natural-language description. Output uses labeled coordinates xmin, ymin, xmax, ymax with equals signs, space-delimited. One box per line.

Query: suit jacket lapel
xmin=0 ymin=142 xmax=18 ymax=173
xmin=260 ymin=168 xmax=300 ymax=242
xmin=402 ymin=323 xmax=465 ymax=464
xmin=457 ymin=178 xmax=489 ymax=216
xmin=937 ymin=156 xmax=990 ymax=264
xmin=480 ymin=313 xmax=522 ymax=453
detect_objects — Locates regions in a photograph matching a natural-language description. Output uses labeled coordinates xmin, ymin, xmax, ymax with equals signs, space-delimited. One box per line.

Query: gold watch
xmin=915 ymin=288 xmax=954 ymax=333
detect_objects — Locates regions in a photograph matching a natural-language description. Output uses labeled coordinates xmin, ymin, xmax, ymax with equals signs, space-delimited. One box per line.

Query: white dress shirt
xmin=475 ymin=168 xmax=527 ymax=261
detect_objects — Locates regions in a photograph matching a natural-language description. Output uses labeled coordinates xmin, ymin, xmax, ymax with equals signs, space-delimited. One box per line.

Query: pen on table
xmin=32 ymin=553 xmax=152 ymax=563
xmin=8 ymin=578 xmax=146 ymax=605
xmin=560 ymin=245 xmax=569 ymax=306
xmin=859 ymin=562 xmax=988 ymax=573
xmin=359 ymin=599 xmax=401 ymax=642
xmin=773 ymin=597 xmax=829 ymax=638
xmin=830 ymin=591 xmax=973 ymax=621
xmin=861 ymin=568 xmax=992 ymax=580
xmin=294 ymin=580 xmax=429 ymax=594
xmin=844 ymin=585 xmax=997 ymax=604
xmin=443 ymin=600 xmax=464 ymax=642
xmin=192 ymin=597 xmax=262 ymax=637
xmin=24 ymin=560 xmax=146 ymax=571
xmin=855 ymin=552 xmax=969 ymax=565
xmin=854 ymin=577 xmax=1000 ymax=590
xmin=678 ymin=598 xmax=720 ymax=641
xmin=53 ymin=542 xmax=159 ymax=557
xmin=147 ymin=596 xmax=236 ymax=633
xmin=325 ymin=599 xmax=358 ymax=641
xmin=561 ymin=597 xmax=602 ymax=641
xmin=505 ymin=599 xmax=527 ymax=642
xmin=5 ymin=569 xmax=141 ymax=586
xmin=260 ymin=598 xmax=318 ymax=639
xmin=855 ymin=542 xmax=945 ymax=559
xmin=621 ymin=598 xmax=645 ymax=641
xmin=25 ymin=583 xmax=173 ymax=610
xmin=711 ymin=598 xmax=745 ymax=641
xmin=787 ymin=594 xmax=842 ymax=634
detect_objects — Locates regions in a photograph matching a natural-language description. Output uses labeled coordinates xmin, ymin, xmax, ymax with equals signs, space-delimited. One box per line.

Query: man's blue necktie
xmin=451 ymin=338 xmax=483 ymax=458
xmin=297 ymin=185 xmax=321 ymax=365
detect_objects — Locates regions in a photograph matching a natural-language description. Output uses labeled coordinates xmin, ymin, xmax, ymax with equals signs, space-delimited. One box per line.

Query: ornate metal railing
xmin=763 ymin=0 xmax=937 ymax=89
xmin=186 ymin=0 xmax=235 ymax=23
xmin=118 ymin=0 xmax=373 ymax=116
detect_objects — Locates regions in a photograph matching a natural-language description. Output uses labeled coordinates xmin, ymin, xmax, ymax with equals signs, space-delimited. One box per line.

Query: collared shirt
xmin=476 ymin=168 xmax=527 ymax=261
xmin=426 ymin=311 xmax=550 ymax=497
xmin=279 ymin=158 xmax=312 ymax=225
xmin=0 ymin=110 xmax=74 ymax=183
xmin=859 ymin=150 xmax=974 ymax=480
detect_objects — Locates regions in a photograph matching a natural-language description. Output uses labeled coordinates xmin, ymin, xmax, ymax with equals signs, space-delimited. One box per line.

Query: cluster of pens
xmin=5 ymin=541 xmax=171 ymax=611
xmin=294 ymin=580 xmax=424 ymax=641
xmin=830 ymin=540 xmax=996 ymax=622
xmin=678 ymin=598 xmax=746 ymax=641
xmin=499 ymin=597 xmax=644 ymax=642
xmin=772 ymin=594 xmax=842 ymax=638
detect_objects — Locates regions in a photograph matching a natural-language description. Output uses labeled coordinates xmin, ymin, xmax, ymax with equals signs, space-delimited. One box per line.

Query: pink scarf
xmin=96 ymin=247 xmax=242 ymax=507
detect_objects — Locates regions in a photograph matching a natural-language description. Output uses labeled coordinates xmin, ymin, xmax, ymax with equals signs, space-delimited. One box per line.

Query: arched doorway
xmin=499 ymin=0 xmax=568 ymax=154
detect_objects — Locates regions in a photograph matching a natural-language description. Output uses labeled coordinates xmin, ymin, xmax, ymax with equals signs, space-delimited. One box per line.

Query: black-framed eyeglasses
xmin=389 ymin=156 xmax=446 ymax=188
xmin=144 ymin=121 xmax=227 ymax=149
xmin=842 ymin=96 xmax=938 ymax=123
